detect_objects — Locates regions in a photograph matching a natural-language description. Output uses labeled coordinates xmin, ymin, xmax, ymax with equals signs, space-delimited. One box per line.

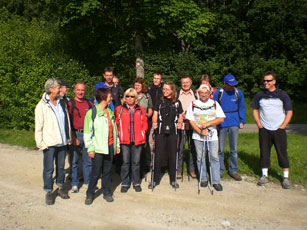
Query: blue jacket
xmin=213 ymin=88 xmax=246 ymax=128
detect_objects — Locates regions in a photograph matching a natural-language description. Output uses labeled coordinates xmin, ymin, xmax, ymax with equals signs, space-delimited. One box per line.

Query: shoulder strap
xmin=234 ymin=88 xmax=239 ymax=104
xmin=86 ymin=99 xmax=92 ymax=109
xmin=118 ymin=106 xmax=124 ymax=120
xmin=218 ymin=88 xmax=224 ymax=104
xmin=91 ymin=106 xmax=97 ymax=136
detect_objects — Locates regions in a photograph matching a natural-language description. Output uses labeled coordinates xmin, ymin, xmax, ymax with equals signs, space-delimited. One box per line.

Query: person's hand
xmin=88 ymin=152 xmax=95 ymax=158
xmin=240 ymin=123 xmax=244 ymax=129
xmin=257 ymin=123 xmax=263 ymax=129
xmin=177 ymin=122 xmax=182 ymax=129
xmin=116 ymin=147 xmax=121 ymax=154
xmin=153 ymin=122 xmax=158 ymax=129
xmin=200 ymin=128 xmax=209 ymax=136
xmin=279 ymin=124 xmax=287 ymax=129
xmin=201 ymin=123 xmax=208 ymax=129
xmin=73 ymin=136 xmax=80 ymax=146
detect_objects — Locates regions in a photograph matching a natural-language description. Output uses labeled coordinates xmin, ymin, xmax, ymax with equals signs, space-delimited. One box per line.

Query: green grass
xmin=1 ymin=129 xmax=306 ymax=185
xmin=0 ymin=129 xmax=36 ymax=149
xmin=245 ymin=98 xmax=307 ymax=124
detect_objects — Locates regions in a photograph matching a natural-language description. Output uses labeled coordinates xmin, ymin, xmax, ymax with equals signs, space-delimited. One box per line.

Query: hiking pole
xmin=150 ymin=130 xmax=156 ymax=192
xmin=198 ymin=138 xmax=205 ymax=195
xmin=174 ymin=129 xmax=180 ymax=191
xmin=206 ymin=135 xmax=214 ymax=196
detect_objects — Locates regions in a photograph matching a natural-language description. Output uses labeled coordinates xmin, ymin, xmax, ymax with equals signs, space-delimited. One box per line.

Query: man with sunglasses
xmin=213 ymin=74 xmax=246 ymax=181
xmin=251 ymin=71 xmax=293 ymax=189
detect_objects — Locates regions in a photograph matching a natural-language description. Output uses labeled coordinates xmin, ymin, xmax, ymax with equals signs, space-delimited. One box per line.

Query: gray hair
xmin=44 ymin=78 xmax=60 ymax=94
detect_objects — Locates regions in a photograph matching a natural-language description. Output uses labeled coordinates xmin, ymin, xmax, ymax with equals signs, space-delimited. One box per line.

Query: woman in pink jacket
xmin=115 ymin=88 xmax=148 ymax=193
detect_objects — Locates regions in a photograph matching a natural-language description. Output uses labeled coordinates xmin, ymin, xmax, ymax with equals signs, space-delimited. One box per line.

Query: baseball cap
xmin=223 ymin=74 xmax=238 ymax=86
xmin=94 ymin=82 xmax=109 ymax=90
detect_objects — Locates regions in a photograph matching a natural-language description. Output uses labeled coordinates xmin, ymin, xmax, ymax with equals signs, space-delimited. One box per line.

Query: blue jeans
xmin=43 ymin=146 xmax=66 ymax=192
xmin=194 ymin=139 xmax=220 ymax=184
xmin=121 ymin=143 xmax=143 ymax=186
xmin=218 ymin=126 xmax=239 ymax=174
xmin=87 ymin=146 xmax=114 ymax=197
xmin=71 ymin=131 xmax=92 ymax=186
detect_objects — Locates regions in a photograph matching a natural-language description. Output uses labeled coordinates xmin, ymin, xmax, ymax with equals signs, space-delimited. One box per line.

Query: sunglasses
xmin=126 ymin=95 xmax=135 ymax=98
xmin=264 ymin=79 xmax=274 ymax=82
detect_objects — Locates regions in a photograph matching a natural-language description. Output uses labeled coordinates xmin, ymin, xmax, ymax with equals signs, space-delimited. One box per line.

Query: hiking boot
xmin=133 ymin=185 xmax=142 ymax=192
xmin=190 ymin=171 xmax=197 ymax=179
xmin=176 ymin=172 xmax=182 ymax=179
xmin=257 ymin=176 xmax=269 ymax=186
xmin=281 ymin=177 xmax=291 ymax=189
xmin=229 ymin=173 xmax=242 ymax=181
xmin=103 ymin=194 xmax=114 ymax=202
xmin=85 ymin=196 xmax=93 ymax=205
xmin=58 ymin=187 xmax=70 ymax=199
xmin=45 ymin=191 xmax=54 ymax=205
xmin=171 ymin=182 xmax=179 ymax=189
xmin=71 ymin=186 xmax=78 ymax=193
xmin=213 ymin=183 xmax=223 ymax=192
xmin=200 ymin=181 xmax=208 ymax=188
xmin=121 ymin=186 xmax=129 ymax=193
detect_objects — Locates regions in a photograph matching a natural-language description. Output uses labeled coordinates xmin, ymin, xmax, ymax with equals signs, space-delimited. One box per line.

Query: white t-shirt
xmin=186 ymin=99 xmax=225 ymax=141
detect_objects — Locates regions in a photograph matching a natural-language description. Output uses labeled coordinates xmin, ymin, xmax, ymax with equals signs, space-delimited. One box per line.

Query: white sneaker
xmin=71 ymin=186 xmax=78 ymax=193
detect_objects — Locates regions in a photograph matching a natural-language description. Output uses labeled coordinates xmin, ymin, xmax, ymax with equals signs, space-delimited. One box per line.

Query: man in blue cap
xmin=213 ymin=74 xmax=246 ymax=181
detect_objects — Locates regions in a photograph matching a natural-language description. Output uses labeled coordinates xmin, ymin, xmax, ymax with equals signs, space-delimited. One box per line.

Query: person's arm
xmin=177 ymin=113 xmax=183 ymax=129
xmin=152 ymin=111 xmax=158 ymax=129
xmin=34 ymin=104 xmax=47 ymax=150
xmin=189 ymin=120 xmax=209 ymax=136
xmin=200 ymin=117 xmax=224 ymax=129
xmin=147 ymin=108 xmax=153 ymax=118
xmin=252 ymin=109 xmax=263 ymax=129
xmin=279 ymin=110 xmax=293 ymax=129
xmin=238 ymin=90 xmax=246 ymax=128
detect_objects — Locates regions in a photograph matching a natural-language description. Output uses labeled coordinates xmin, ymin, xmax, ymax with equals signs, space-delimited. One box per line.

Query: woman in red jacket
xmin=115 ymin=88 xmax=148 ymax=193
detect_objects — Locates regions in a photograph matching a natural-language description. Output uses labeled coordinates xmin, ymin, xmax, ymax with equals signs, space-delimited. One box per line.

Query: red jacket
xmin=115 ymin=104 xmax=148 ymax=145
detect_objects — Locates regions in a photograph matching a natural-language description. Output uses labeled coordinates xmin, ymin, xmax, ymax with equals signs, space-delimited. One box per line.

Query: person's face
xmin=162 ymin=84 xmax=172 ymax=98
xmin=59 ymin=86 xmax=68 ymax=96
xmin=264 ymin=74 xmax=276 ymax=91
xmin=73 ymin=83 xmax=86 ymax=101
xmin=134 ymin=82 xmax=143 ymax=94
xmin=113 ymin=77 xmax=119 ymax=85
xmin=198 ymin=89 xmax=210 ymax=102
xmin=201 ymin=80 xmax=210 ymax=86
xmin=224 ymin=82 xmax=235 ymax=91
xmin=104 ymin=71 xmax=114 ymax=84
xmin=50 ymin=84 xmax=61 ymax=97
xmin=153 ymin=74 xmax=162 ymax=86
xmin=181 ymin=77 xmax=192 ymax=91
xmin=106 ymin=93 xmax=112 ymax=105
xmin=125 ymin=93 xmax=136 ymax=106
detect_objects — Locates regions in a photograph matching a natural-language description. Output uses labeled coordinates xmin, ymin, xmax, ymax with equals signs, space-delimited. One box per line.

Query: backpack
xmin=257 ymin=89 xmax=285 ymax=110
xmin=191 ymin=100 xmax=216 ymax=112
xmin=217 ymin=88 xmax=239 ymax=113
xmin=90 ymin=106 xmax=123 ymax=137
xmin=157 ymin=100 xmax=180 ymax=134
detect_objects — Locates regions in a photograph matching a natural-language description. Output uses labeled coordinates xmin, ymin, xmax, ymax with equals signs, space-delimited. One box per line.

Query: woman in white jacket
xmin=35 ymin=78 xmax=72 ymax=205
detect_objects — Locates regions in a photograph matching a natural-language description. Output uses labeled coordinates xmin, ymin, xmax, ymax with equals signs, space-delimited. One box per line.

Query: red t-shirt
xmin=68 ymin=99 xmax=93 ymax=130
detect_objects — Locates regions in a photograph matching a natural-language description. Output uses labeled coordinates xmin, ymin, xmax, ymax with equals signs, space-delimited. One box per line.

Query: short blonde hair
xmin=123 ymin=88 xmax=138 ymax=104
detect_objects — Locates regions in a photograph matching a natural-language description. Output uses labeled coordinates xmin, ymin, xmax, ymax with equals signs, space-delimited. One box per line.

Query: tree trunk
xmin=135 ymin=30 xmax=144 ymax=78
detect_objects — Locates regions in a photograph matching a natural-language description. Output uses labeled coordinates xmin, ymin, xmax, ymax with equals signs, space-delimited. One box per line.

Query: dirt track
xmin=0 ymin=143 xmax=306 ymax=230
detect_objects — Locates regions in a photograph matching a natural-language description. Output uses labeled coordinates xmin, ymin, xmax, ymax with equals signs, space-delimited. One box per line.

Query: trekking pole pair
xmin=198 ymin=134 xmax=214 ymax=195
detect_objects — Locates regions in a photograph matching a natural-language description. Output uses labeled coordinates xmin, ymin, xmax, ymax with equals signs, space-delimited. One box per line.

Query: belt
xmin=76 ymin=129 xmax=84 ymax=132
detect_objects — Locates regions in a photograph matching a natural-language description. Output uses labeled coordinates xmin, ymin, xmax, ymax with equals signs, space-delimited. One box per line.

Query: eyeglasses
xmin=264 ymin=79 xmax=274 ymax=83
xmin=126 ymin=95 xmax=135 ymax=98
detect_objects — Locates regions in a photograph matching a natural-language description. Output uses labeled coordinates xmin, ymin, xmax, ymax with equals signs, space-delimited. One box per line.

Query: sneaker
xmin=229 ymin=173 xmax=242 ymax=181
xmin=171 ymin=182 xmax=179 ymax=189
xmin=190 ymin=171 xmax=197 ymax=179
xmin=200 ymin=181 xmax=208 ymax=188
xmin=85 ymin=196 xmax=93 ymax=205
xmin=45 ymin=191 xmax=54 ymax=205
xmin=58 ymin=187 xmax=70 ymax=199
xmin=133 ymin=185 xmax=142 ymax=192
xmin=71 ymin=186 xmax=78 ymax=193
xmin=257 ymin=176 xmax=269 ymax=186
xmin=121 ymin=186 xmax=129 ymax=193
xmin=213 ymin=183 xmax=223 ymax=191
xmin=176 ymin=172 xmax=182 ymax=179
xmin=281 ymin=177 xmax=291 ymax=189
xmin=103 ymin=194 xmax=114 ymax=202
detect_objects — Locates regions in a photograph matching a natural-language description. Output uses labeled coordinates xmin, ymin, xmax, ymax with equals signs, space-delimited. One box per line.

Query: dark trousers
xmin=154 ymin=134 xmax=178 ymax=184
xmin=86 ymin=146 xmax=114 ymax=197
xmin=259 ymin=128 xmax=290 ymax=169
xmin=178 ymin=130 xmax=196 ymax=173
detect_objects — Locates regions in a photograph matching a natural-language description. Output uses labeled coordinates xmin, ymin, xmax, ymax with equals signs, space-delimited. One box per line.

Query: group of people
xmin=35 ymin=67 xmax=293 ymax=205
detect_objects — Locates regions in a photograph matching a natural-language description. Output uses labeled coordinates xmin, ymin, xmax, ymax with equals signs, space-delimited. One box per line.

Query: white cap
xmin=198 ymin=84 xmax=210 ymax=93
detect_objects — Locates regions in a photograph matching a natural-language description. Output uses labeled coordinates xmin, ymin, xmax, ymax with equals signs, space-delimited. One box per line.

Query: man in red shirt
xmin=68 ymin=82 xmax=93 ymax=193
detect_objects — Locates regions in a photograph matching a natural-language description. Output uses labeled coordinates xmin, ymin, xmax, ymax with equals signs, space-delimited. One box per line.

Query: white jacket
xmin=35 ymin=93 xmax=72 ymax=150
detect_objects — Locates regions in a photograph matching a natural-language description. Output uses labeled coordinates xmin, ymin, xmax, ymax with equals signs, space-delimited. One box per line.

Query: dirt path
xmin=0 ymin=143 xmax=306 ymax=230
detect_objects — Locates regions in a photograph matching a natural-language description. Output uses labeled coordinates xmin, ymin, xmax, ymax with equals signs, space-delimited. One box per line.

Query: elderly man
xmin=252 ymin=71 xmax=293 ymax=189
xmin=68 ymin=82 xmax=93 ymax=193
xmin=35 ymin=78 xmax=72 ymax=205
xmin=186 ymin=84 xmax=225 ymax=191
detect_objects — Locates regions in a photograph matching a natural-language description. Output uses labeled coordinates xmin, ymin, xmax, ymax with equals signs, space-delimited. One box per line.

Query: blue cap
xmin=223 ymin=74 xmax=238 ymax=86
xmin=94 ymin=82 xmax=109 ymax=90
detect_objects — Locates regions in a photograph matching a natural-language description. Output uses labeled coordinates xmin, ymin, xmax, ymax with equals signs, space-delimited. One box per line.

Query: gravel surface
xmin=0 ymin=143 xmax=306 ymax=230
